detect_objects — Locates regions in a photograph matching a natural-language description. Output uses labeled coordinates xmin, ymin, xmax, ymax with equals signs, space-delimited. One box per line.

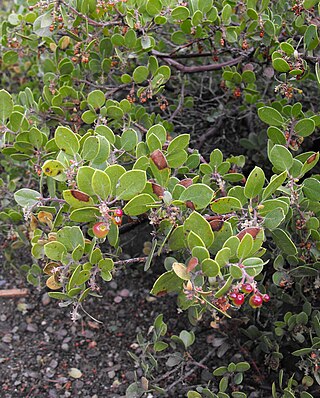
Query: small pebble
xmin=119 ymin=288 xmax=130 ymax=297
xmin=49 ymin=359 xmax=58 ymax=369
xmin=42 ymin=293 xmax=51 ymax=306
xmin=114 ymin=296 xmax=122 ymax=303
xmin=2 ymin=334 xmax=12 ymax=343
xmin=27 ymin=323 xmax=38 ymax=332
xmin=109 ymin=281 xmax=117 ymax=290
xmin=61 ymin=343 xmax=69 ymax=352
xmin=108 ymin=370 xmax=116 ymax=379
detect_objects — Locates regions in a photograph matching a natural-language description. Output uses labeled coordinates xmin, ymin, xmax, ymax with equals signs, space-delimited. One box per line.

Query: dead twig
xmin=0 ymin=288 xmax=29 ymax=298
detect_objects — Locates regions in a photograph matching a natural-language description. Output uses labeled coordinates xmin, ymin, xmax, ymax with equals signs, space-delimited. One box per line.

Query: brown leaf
xmin=38 ymin=211 xmax=53 ymax=226
xmin=306 ymin=152 xmax=318 ymax=164
xmin=150 ymin=149 xmax=168 ymax=170
xmin=208 ymin=216 xmax=224 ymax=231
xmin=186 ymin=257 xmax=199 ymax=273
xmin=46 ymin=275 xmax=61 ymax=290
xmin=237 ymin=227 xmax=261 ymax=241
xmin=43 ymin=262 xmax=59 ymax=275
xmin=71 ymin=190 xmax=90 ymax=202
xmin=151 ymin=182 xmax=165 ymax=197
xmin=185 ymin=201 xmax=195 ymax=210
xmin=179 ymin=178 xmax=193 ymax=188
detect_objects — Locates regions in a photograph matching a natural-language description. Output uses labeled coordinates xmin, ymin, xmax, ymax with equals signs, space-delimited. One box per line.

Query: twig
xmin=152 ymin=50 xmax=245 ymax=73
xmin=169 ymin=80 xmax=185 ymax=122
xmin=113 ymin=256 xmax=149 ymax=266
xmin=59 ymin=0 xmax=122 ymax=27
xmin=0 ymin=288 xmax=29 ymax=298
xmin=166 ymin=349 xmax=215 ymax=392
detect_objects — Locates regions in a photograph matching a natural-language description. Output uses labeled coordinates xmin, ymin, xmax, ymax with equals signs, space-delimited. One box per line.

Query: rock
xmin=125 ymin=371 xmax=135 ymax=381
xmin=109 ymin=281 xmax=117 ymax=290
xmin=108 ymin=370 xmax=116 ymax=379
xmin=49 ymin=359 xmax=58 ymax=369
xmin=68 ymin=368 xmax=83 ymax=379
xmin=119 ymin=288 xmax=130 ymax=297
xmin=61 ymin=343 xmax=69 ymax=352
xmin=74 ymin=380 xmax=84 ymax=390
xmin=26 ymin=323 xmax=38 ymax=332
xmin=114 ymin=296 xmax=122 ymax=303
xmin=42 ymin=293 xmax=51 ymax=306
xmin=2 ymin=334 xmax=12 ymax=343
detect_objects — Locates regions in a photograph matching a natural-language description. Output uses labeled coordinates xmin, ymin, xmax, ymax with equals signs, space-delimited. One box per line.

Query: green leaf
xmin=87 ymin=90 xmax=105 ymax=109
xmin=92 ymin=170 xmax=111 ymax=200
xmin=14 ymin=188 xmax=41 ymax=207
xmin=305 ymin=24 xmax=319 ymax=50
xmin=179 ymin=184 xmax=214 ymax=210
xmin=272 ymin=58 xmax=291 ymax=72
xmin=0 ymin=89 xmax=14 ymax=122
xmin=167 ymin=134 xmax=190 ymax=153
xmin=183 ymin=211 xmax=214 ymax=248
xmin=116 ymin=170 xmax=147 ymax=200
xmin=146 ymin=0 xmax=162 ymax=16
xmin=105 ymin=164 xmax=126 ymax=196
xmin=123 ymin=194 xmax=156 ymax=216
xmin=82 ymin=136 xmax=100 ymax=160
xmin=242 ymin=257 xmax=265 ymax=277
xmin=48 ymin=292 xmax=70 ymax=300
xmin=44 ymin=241 xmax=67 ymax=261
xmin=106 ymin=105 xmax=124 ymax=119
xmin=271 ymin=229 xmax=297 ymax=255
xmin=56 ymin=226 xmax=85 ymax=251
xmin=146 ymin=124 xmax=166 ymax=145
xmin=262 ymin=171 xmax=287 ymax=200
xmin=211 ymin=196 xmax=242 ymax=214
xmin=221 ymin=4 xmax=232 ymax=24
xmin=3 ymin=50 xmax=18 ymax=65
xmin=269 ymin=145 xmax=293 ymax=171
xmin=258 ymin=107 xmax=284 ymax=126
xmin=202 ymin=258 xmax=220 ymax=277
xmin=215 ymin=275 xmax=233 ymax=298
xmin=303 ymin=178 xmax=320 ymax=200
xmin=171 ymin=6 xmax=190 ymax=21
xmin=169 ymin=225 xmax=185 ymax=250
xmin=237 ymin=233 xmax=254 ymax=259
xmin=55 ymin=126 xmax=80 ymax=155
xmin=294 ymin=118 xmax=315 ymax=137
xmin=150 ymin=271 xmax=183 ymax=295
xmin=215 ymin=247 xmax=231 ymax=267
xmin=244 ymin=166 xmax=265 ymax=199
xmin=121 ymin=129 xmax=138 ymax=151
xmin=76 ymin=166 xmax=95 ymax=196
xmin=166 ymin=149 xmax=187 ymax=168
xmin=263 ymin=207 xmax=285 ymax=230
xmin=235 ymin=362 xmax=250 ymax=372
xmin=133 ymin=66 xmax=149 ymax=83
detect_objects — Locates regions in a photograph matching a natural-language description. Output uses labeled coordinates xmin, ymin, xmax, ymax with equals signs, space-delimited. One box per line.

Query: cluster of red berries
xmin=229 ymin=283 xmax=270 ymax=309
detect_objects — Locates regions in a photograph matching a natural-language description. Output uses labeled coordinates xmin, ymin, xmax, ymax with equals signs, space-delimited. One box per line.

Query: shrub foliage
xmin=0 ymin=0 xmax=320 ymax=397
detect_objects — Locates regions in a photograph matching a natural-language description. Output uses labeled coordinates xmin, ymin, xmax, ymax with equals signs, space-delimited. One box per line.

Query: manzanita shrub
xmin=0 ymin=0 xmax=320 ymax=396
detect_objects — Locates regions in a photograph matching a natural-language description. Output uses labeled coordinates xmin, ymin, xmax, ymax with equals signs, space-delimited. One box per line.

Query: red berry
xmin=241 ymin=283 xmax=253 ymax=294
xmin=92 ymin=222 xmax=109 ymax=238
xmin=234 ymin=293 xmax=245 ymax=306
xmin=249 ymin=294 xmax=263 ymax=308
xmin=229 ymin=292 xmax=237 ymax=301
xmin=114 ymin=208 xmax=123 ymax=217
xmin=262 ymin=294 xmax=270 ymax=303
